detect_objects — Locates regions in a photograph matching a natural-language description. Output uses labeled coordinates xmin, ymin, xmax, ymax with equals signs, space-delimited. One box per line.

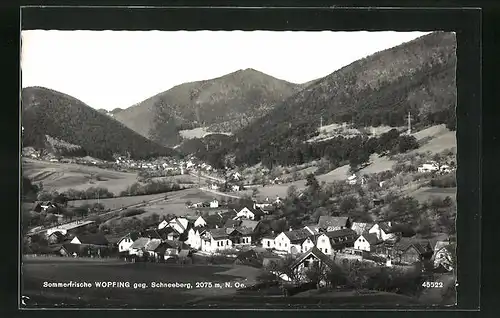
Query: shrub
xmin=120 ymin=208 xmax=146 ymax=218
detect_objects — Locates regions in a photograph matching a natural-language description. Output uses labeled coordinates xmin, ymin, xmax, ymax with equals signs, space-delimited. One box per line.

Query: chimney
xmin=215 ymin=225 xmax=219 ymax=229
xmin=289 ymin=227 xmax=293 ymax=232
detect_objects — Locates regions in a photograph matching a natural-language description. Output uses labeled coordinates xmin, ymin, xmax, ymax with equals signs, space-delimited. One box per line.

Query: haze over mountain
xmin=21 ymin=87 xmax=176 ymax=161
xmin=113 ymin=68 xmax=304 ymax=147
xmin=190 ymin=31 xmax=457 ymax=168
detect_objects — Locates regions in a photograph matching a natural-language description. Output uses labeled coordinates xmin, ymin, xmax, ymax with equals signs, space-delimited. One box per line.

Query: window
xmin=267 ymin=241 xmax=270 ymax=247
xmin=321 ymin=239 xmax=325 ymax=244
xmin=285 ymin=243 xmax=288 ymax=247
xmin=279 ymin=243 xmax=282 ymax=247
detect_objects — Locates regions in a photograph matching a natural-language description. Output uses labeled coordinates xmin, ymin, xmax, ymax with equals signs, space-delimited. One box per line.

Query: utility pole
xmin=407 ymin=111 xmax=412 ymax=135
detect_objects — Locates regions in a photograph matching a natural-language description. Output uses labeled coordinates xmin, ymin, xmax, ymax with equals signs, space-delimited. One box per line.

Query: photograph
xmin=20 ymin=29 xmax=457 ymax=309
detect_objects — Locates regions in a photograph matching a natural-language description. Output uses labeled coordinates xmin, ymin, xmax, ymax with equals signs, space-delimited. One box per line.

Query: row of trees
xmin=260 ymin=258 xmax=433 ymax=297
xmin=118 ymin=180 xmax=184 ymax=197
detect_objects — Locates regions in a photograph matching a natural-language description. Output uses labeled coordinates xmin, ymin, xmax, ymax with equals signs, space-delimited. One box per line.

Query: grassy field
xmin=21 ymin=257 xmax=254 ymax=308
xmin=67 ymin=192 xmax=173 ymax=211
xmin=179 ymin=127 xmax=232 ymax=140
xmin=406 ymin=187 xmax=457 ymax=203
xmin=22 ymin=159 xmax=138 ymax=194
xmin=137 ymin=189 xmax=228 ymax=218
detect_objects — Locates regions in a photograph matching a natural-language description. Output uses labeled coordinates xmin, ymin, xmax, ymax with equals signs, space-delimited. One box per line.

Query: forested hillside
xmin=209 ymin=32 xmax=457 ymax=169
xmin=113 ymin=68 xmax=304 ymax=146
xmin=21 ymin=87 xmax=176 ymax=161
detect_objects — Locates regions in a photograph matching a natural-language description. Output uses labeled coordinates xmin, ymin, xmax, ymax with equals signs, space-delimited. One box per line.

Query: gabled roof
xmin=240 ymin=220 xmax=260 ymax=231
xmin=209 ymin=228 xmax=230 ymax=239
xmin=394 ymin=237 xmax=432 ymax=254
xmin=283 ymin=228 xmax=312 ymax=244
xmin=351 ymin=222 xmax=374 ymax=234
xmin=144 ymin=239 xmax=163 ymax=252
xmin=324 ymin=228 xmax=357 ymax=239
xmin=239 ymin=206 xmax=265 ymax=217
xmin=377 ymin=222 xmax=392 ymax=232
xmin=224 ymin=219 xmax=241 ymax=228
xmin=48 ymin=231 xmax=65 ymax=239
xmin=74 ymin=233 xmax=109 ymax=246
xmin=359 ymin=233 xmax=380 ymax=245
xmin=318 ymin=216 xmax=350 ymax=229
xmin=291 ymin=247 xmax=337 ymax=270
xmin=129 ymin=237 xmax=150 ymax=249
xmin=118 ymin=232 xmax=140 ymax=243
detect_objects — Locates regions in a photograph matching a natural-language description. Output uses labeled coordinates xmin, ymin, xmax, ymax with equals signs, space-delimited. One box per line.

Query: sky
xmin=21 ymin=30 xmax=430 ymax=111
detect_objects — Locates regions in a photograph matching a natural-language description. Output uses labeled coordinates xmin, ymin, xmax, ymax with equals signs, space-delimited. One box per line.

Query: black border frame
xmin=14 ymin=5 xmax=481 ymax=313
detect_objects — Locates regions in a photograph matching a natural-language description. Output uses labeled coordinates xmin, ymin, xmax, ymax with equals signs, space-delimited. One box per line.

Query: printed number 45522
xmin=422 ymin=281 xmax=444 ymax=288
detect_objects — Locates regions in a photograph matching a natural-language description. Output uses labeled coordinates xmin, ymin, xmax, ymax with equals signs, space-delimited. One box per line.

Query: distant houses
xmin=317 ymin=216 xmax=352 ymax=232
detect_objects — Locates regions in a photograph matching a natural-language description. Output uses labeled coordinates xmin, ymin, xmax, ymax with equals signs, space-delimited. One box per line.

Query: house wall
xmin=164 ymin=248 xmax=179 ymax=259
xmin=316 ymin=234 xmax=333 ymax=255
xmin=194 ymin=217 xmax=207 ymax=228
xmin=301 ymin=238 xmax=315 ymax=253
xmin=201 ymin=237 xmax=232 ymax=253
xmin=236 ymin=208 xmax=255 ymax=220
xmin=210 ymin=201 xmax=219 ymax=208
xmin=70 ymin=237 xmax=82 ymax=244
xmin=354 ymin=236 xmax=371 ymax=252
xmin=274 ymin=233 xmax=291 ymax=253
xmin=118 ymin=237 xmax=135 ymax=252
xmin=158 ymin=220 xmax=168 ymax=230
xmin=400 ymin=247 xmax=420 ymax=264
xmin=191 ymin=230 xmax=203 ymax=250
xmin=290 ymin=244 xmax=301 ymax=255
xmin=261 ymin=238 xmax=275 ymax=249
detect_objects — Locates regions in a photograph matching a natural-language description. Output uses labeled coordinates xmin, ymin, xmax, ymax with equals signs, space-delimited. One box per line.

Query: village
xmin=24 ymin=176 xmax=455 ymax=289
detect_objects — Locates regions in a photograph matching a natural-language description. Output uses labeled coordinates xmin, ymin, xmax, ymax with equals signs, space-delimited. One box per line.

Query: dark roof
xmin=224 ymin=219 xmax=241 ymax=228
xmin=394 ymin=237 xmax=432 ymax=254
xmin=291 ymin=247 xmax=337 ymax=270
xmin=74 ymin=233 xmax=109 ymax=246
xmin=324 ymin=228 xmax=357 ymax=239
xmin=117 ymin=232 xmax=140 ymax=243
xmin=62 ymin=243 xmax=81 ymax=254
xmin=209 ymin=228 xmax=230 ymax=239
xmin=283 ymin=229 xmax=313 ymax=244
xmin=48 ymin=231 xmax=65 ymax=239
xmin=377 ymin=222 xmax=392 ymax=232
xmin=360 ymin=233 xmax=380 ymax=245
xmin=262 ymin=233 xmax=277 ymax=239
xmin=240 ymin=220 xmax=260 ymax=231
xmin=239 ymin=206 xmax=265 ymax=217
xmin=318 ymin=216 xmax=350 ymax=229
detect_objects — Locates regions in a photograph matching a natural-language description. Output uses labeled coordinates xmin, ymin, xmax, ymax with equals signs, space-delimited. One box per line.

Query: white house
xmin=210 ymin=199 xmax=219 ymax=208
xmin=158 ymin=220 xmax=169 ymax=230
xmin=117 ymin=233 xmax=140 ymax=253
xmin=168 ymin=217 xmax=189 ymax=234
xmin=301 ymin=237 xmax=316 ymax=253
xmin=210 ymin=183 xmax=220 ymax=191
xmin=231 ymin=184 xmax=241 ymax=192
xmin=354 ymin=233 xmax=381 ymax=252
xmin=432 ymin=241 xmax=454 ymax=272
xmin=418 ymin=163 xmax=439 ymax=173
xmin=275 ymin=196 xmax=283 ymax=205
xmin=232 ymin=172 xmax=242 ymax=181
xmin=368 ymin=222 xmax=396 ymax=241
xmin=274 ymin=229 xmax=312 ymax=254
xmin=186 ymin=228 xmax=204 ymax=250
xmin=303 ymin=224 xmax=321 ymax=235
xmin=316 ymin=229 xmax=358 ymax=256
xmin=234 ymin=206 xmax=265 ymax=221
xmin=289 ymin=247 xmax=337 ymax=284
xmin=261 ymin=234 xmax=277 ymax=249
xmin=200 ymin=228 xmax=233 ymax=253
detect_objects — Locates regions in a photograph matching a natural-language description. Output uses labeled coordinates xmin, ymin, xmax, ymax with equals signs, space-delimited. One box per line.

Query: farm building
xmin=316 ymin=229 xmax=358 ymax=256
xmin=351 ymin=222 xmax=374 ymax=236
xmin=274 ymin=228 xmax=312 ymax=254
xmin=368 ymin=222 xmax=397 ymax=242
xmin=393 ymin=238 xmax=434 ymax=264
xmin=353 ymin=233 xmax=382 ymax=252
xmin=261 ymin=234 xmax=277 ymax=249
xmin=234 ymin=205 xmax=265 ymax=221
xmin=200 ymin=228 xmax=233 ymax=253
xmin=318 ymin=216 xmax=352 ymax=232
xmin=290 ymin=247 xmax=338 ymax=283
xmin=117 ymin=232 xmax=140 ymax=253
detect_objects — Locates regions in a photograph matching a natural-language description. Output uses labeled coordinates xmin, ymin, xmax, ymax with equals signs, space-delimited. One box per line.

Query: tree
xmin=339 ymin=195 xmax=358 ymax=215
xmin=252 ymin=188 xmax=260 ymax=198
xmin=305 ymin=173 xmax=320 ymax=194
xmin=286 ymin=185 xmax=298 ymax=200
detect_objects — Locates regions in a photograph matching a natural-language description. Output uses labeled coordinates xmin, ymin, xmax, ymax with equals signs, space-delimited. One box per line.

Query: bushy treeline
xmin=220 ymin=32 xmax=456 ymax=167
xmin=202 ymin=128 xmax=418 ymax=171
xmin=21 ymin=87 xmax=176 ymax=161
xmin=119 ymin=180 xmax=184 ymax=197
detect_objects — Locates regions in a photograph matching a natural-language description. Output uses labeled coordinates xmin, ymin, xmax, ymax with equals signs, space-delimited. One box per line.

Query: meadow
xmin=22 ymin=159 xmax=138 ymax=194
xmin=22 ymin=257 xmax=253 ymax=308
